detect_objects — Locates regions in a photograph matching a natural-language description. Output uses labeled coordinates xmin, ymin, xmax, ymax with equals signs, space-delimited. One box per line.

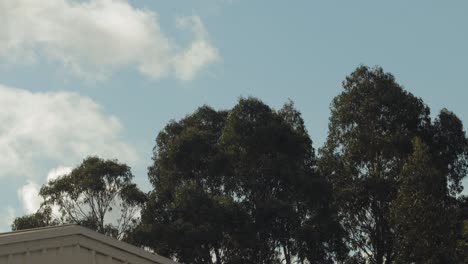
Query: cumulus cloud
xmin=0 ymin=84 xmax=137 ymax=179
xmin=0 ymin=0 xmax=219 ymax=80
xmin=17 ymin=166 xmax=72 ymax=215
xmin=17 ymin=181 xmax=41 ymax=214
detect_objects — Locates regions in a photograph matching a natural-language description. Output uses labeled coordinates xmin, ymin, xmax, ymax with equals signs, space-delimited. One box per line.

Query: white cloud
xmin=17 ymin=181 xmax=41 ymax=214
xmin=0 ymin=207 xmax=15 ymax=232
xmin=0 ymin=84 xmax=138 ymax=179
xmin=17 ymin=166 xmax=72 ymax=215
xmin=172 ymin=16 xmax=220 ymax=81
xmin=0 ymin=0 xmax=219 ymax=81
xmin=47 ymin=166 xmax=72 ymax=182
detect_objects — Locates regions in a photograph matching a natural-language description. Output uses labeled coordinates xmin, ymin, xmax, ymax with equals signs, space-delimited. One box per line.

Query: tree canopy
xmin=10 ymin=65 xmax=468 ymax=264
xmin=13 ymin=156 xmax=146 ymax=240
xmin=319 ymin=65 xmax=468 ymax=264
xmin=392 ymin=138 xmax=456 ymax=263
xmin=12 ymin=206 xmax=58 ymax=231
xmin=136 ymin=99 xmax=346 ymax=264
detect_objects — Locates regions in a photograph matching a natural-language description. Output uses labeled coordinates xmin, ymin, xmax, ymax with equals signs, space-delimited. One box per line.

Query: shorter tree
xmin=12 ymin=206 xmax=58 ymax=231
xmin=13 ymin=156 xmax=146 ymax=240
xmin=392 ymin=138 xmax=457 ymax=264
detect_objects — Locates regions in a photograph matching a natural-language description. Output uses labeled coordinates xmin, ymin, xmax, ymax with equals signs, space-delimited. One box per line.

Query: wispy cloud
xmin=0 ymin=0 xmax=219 ymax=81
xmin=172 ymin=16 xmax=220 ymax=81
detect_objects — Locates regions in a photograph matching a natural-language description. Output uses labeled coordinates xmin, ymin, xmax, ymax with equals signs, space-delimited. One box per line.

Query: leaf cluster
xmin=138 ymin=99 xmax=346 ymax=264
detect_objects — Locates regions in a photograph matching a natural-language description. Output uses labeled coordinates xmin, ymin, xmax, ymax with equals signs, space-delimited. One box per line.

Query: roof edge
xmin=0 ymin=225 xmax=178 ymax=264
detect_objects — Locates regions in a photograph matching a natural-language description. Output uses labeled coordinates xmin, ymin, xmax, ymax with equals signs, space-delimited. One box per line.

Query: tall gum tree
xmin=220 ymin=98 xmax=346 ymax=264
xmin=319 ymin=66 xmax=468 ymax=264
xmin=139 ymin=98 xmax=346 ymax=264
xmin=140 ymin=106 xmax=233 ymax=264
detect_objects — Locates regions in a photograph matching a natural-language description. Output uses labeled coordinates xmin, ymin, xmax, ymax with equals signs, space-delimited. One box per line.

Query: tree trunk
xmin=282 ymin=244 xmax=291 ymax=264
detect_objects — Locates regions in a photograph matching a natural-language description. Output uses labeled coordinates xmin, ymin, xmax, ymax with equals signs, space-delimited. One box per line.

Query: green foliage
xmin=432 ymin=109 xmax=468 ymax=194
xmin=138 ymin=99 xmax=346 ymax=264
xmin=221 ymin=98 xmax=346 ymax=264
xmin=457 ymin=220 xmax=468 ymax=263
xmin=11 ymin=206 xmax=58 ymax=231
xmin=455 ymin=196 xmax=468 ymax=263
xmin=319 ymin=65 xmax=468 ymax=264
xmin=320 ymin=66 xmax=431 ymax=264
xmin=392 ymin=138 xmax=456 ymax=264
xmin=13 ymin=156 xmax=147 ymax=240
xmin=139 ymin=105 xmax=234 ymax=264
xmin=9 ymin=65 xmax=468 ymax=264
xmin=342 ymin=255 xmax=366 ymax=264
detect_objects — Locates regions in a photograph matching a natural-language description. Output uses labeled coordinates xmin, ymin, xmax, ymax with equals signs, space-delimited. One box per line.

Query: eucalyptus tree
xmin=220 ymin=98 xmax=346 ymax=264
xmin=13 ymin=156 xmax=147 ymax=240
xmin=319 ymin=66 xmax=468 ymax=264
xmin=139 ymin=99 xmax=346 ymax=264
xmin=140 ymin=106 xmax=233 ymax=264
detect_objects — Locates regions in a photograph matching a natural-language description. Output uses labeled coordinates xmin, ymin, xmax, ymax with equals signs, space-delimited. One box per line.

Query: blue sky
xmin=0 ymin=0 xmax=467 ymax=231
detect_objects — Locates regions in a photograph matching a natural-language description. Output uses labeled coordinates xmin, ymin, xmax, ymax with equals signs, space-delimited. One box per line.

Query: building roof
xmin=0 ymin=225 xmax=179 ymax=264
